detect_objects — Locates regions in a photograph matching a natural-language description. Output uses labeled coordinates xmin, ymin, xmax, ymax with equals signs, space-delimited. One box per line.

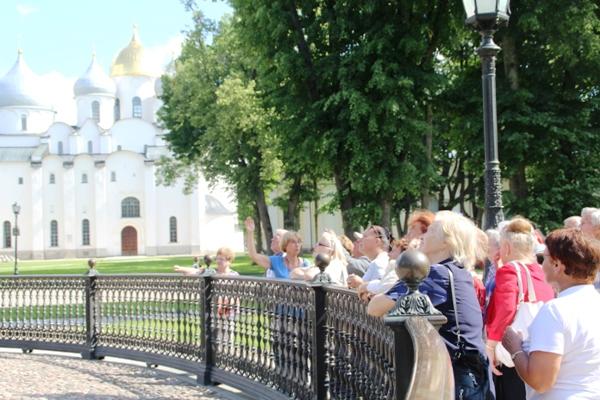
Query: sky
xmin=0 ymin=0 xmax=231 ymax=123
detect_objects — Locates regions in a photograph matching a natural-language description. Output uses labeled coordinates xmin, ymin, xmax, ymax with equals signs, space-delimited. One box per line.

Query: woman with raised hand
xmin=368 ymin=211 xmax=493 ymax=400
xmin=502 ymin=228 xmax=600 ymax=399
xmin=485 ymin=218 xmax=554 ymax=400
xmin=244 ymin=217 xmax=309 ymax=279
xmin=290 ymin=230 xmax=348 ymax=286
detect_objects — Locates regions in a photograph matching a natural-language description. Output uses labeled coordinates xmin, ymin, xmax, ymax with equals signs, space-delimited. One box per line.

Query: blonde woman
xmin=485 ymin=218 xmax=554 ymax=400
xmin=174 ymin=247 xmax=239 ymax=276
xmin=368 ymin=211 xmax=492 ymax=400
xmin=289 ymin=230 xmax=348 ymax=286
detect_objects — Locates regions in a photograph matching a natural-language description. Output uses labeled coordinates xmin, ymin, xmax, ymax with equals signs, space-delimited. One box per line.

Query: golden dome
xmin=110 ymin=26 xmax=155 ymax=77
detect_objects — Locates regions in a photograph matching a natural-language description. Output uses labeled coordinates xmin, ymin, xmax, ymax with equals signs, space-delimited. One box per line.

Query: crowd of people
xmin=174 ymin=207 xmax=600 ymax=400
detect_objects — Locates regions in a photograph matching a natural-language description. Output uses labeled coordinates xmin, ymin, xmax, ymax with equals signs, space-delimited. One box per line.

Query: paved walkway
xmin=0 ymin=350 xmax=248 ymax=400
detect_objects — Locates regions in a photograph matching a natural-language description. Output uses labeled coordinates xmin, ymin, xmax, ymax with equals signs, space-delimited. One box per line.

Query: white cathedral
xmin=0 ymin=29 xmax=243 ymax=260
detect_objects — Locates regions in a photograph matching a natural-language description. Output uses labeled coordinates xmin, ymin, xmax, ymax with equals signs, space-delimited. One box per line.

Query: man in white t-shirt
xmin=347 ymin=225 xmax=390 ymax=290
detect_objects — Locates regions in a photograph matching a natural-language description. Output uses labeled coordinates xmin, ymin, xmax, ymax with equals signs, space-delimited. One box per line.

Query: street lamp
xmin=12 ymin=202 xmax=20 ymax=275
xmin=462 ymin=0 xmax=510 ymax=230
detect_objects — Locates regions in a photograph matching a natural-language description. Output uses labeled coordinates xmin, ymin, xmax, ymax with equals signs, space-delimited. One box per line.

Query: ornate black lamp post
xmin=462 ymin=0 xmax=510 ymax=230
xmin=12 ymin=202 xmax=20 ymax=275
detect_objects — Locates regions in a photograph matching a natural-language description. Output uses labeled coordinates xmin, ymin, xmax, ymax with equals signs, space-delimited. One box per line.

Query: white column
xmin=143 ymin=161 xmax=157 ymax=255
xmin=93 ymin=162 xmax=109 ymax=256
xmin=62 ymin=165 xmax=76 ymax=257
xmin=189 ymin=187 xmax=201 ymax=254
xmin=30 ymin=165 xmax=44 ymax=258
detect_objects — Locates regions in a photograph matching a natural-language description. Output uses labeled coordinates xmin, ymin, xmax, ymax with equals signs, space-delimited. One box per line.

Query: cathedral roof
xmin=0 ymin=50 xmax=49 ymax=108
xmin=110 ymin=26 xmax=156 ymax=77
xmin=74 ymin=54 xmax=116 ymax=97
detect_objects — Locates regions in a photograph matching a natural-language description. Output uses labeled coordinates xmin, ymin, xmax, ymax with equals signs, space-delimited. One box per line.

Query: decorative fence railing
xmin=0 ymin=272 xmax=452 ymax=400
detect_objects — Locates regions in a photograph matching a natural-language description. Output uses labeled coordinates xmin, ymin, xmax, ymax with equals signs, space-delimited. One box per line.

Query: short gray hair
xmin=591 ymin=211 xmax=600 ymax=228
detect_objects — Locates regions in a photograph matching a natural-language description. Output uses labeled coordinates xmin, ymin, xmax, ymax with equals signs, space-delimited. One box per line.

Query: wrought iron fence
xmin=0 ymin=273 xmax=451 ymax=400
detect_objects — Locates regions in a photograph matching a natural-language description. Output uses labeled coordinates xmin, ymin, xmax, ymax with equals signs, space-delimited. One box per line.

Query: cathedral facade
xmin=0 ymin=29 xmax=243 ymax=260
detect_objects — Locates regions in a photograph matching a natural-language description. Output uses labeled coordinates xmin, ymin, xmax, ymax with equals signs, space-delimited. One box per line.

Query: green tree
xmin=156 ymin=15 xmax=281 ymax=250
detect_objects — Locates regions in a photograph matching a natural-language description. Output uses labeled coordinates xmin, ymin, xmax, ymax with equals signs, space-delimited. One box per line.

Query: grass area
xmin=0 ymin=255 xmax=266 ymax=276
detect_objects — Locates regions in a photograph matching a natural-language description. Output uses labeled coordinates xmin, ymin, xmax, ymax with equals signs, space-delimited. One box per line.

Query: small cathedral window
xmin=3 ymin=221 xmax=11 ymax=248
xmin=111 ymin=171 xmax=116 ymax=182
xmin=82 ymin=219 xmax=90 ymax=246
xmin=82 ymin=174 xmax=88 ymax=184
xmin=21 ymin=115 xmax=27 ymax=131
xmin=50 ymin=220 xmax=58 ymax=247
xmin=18 ymin=177 xmax=23 ymax=185
xmin=49 ymin=173 xmax=56 ymax=184
xmin=121 ymin=197 xmax=140 ymax=218
xmin=169 ymin=216 xmax=177 ymax=243
xmin=114 ymin=99 xmax=121 ymax=121
xmin=132 ymin=97 xmax=142 ymax=118
xmin=58 ymin=141 xmax=64 ymax=155
xmin=88 ymin=141 xmax=93 ymax=154
xmin=92 ymin=101 xmax=100 ymax=122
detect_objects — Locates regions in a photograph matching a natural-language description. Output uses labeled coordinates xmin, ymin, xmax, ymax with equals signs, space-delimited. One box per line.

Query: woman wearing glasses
xmin=244 ymin=217 xmax=309 ymax=278
xmin=290 ymin=230 xmax=348 ymax=285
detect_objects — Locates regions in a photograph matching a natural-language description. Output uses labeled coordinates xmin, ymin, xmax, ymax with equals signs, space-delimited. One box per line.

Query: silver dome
xmin=0 ymin=50 xmax=48 ymax=108
xmin=74 ymin=54 xmax=116 ymax=97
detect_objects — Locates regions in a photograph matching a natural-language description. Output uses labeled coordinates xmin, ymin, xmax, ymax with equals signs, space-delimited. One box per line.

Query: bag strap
xmin=444 ymin=266 xmax=463 ymax=346
xmin=519 ymin=261 xmax=537 ymax=302
xmin=511 ymin=262 xmax=525 ymax=303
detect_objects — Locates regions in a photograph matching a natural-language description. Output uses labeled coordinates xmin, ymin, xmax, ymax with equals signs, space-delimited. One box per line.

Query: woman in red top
xmin=485 ymin=218 xmax=555 ymax=400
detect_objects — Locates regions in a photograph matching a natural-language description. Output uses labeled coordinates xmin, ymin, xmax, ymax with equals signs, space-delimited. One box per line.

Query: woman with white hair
xmin=368 ymin=211 xmax=492 ymax=400
xmin=290 ymin=230 xmax=349 ymax=286
xmin=485 ymin=218 xmax=555 ymax=400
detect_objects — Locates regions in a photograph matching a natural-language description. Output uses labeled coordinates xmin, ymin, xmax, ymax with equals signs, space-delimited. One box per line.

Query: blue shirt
xmin=268 ymin=255 xmax=310 ymax=279
xmin=386 ymin=259 xmax=485 ymax=355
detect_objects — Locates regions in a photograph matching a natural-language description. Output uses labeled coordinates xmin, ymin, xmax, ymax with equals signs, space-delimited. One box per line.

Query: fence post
xmin=81 ymin=270 xmax=99 ymax=360
xmin=198 ymin=273 xmax=214 ymax=385
xmin=309 ymin=254 xmax=332 ymax=400
xmin=383 ymin=250 xmax=447 ymax=400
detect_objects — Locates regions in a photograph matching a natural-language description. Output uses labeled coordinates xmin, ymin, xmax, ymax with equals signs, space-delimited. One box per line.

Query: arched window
xmin=3 ymin=221 xmax=11 ymax=248
xmin=57 ymin=141 xmax=64 ymax=155
xmin=21 ymin=115 xmax=27 ymax=131
xmin=87 ymin=140 xmax=93 ymax=154
xmin=132 ymin=97 xmax=142 ymax=118
xmin=82 ymin=219 xmax=90 ymax=246
xmin=117 ymin=145 xmax=122 ymax=151
xmin=81 ymin=173 xmax=88 ymax=184
xmin=114 ymin=98 xmax=121 ymax=121
xmin=50 ymin=220 xmax=58 ymax=247
xmin=49 ymin=173 xmax=56 ymax=184
xmin=110 ymin=171 xmax=116 ymax=182
xmin=169 ymin=216 xmax=177 ymax=243
xmin=91 ymin=101 xmax=100 ymax=122
xmin=121 ymin=197 xmax=140 ymax=218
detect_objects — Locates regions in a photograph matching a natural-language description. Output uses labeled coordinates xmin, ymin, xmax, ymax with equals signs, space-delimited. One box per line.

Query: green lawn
xmin=0 ymin=255 xmax=266 ymax=276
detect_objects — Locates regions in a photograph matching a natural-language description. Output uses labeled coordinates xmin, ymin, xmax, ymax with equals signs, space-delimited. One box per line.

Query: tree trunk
xmin=421 ymin=104 xmax=433 ymax=208
xmin=509 ymin=164 xmax=528 ymax=201
xmin=283 ymin=177 xmax=302 ymax=231
xmin=256 ymin=189 xmax=274 ymax=254
xmin=334 ymin=171 xmax=355 ymax=237
xmin=380 ymin=196 xmax=392 ymax=229
xmin=253 ymin=204 xmax=264 ymax=253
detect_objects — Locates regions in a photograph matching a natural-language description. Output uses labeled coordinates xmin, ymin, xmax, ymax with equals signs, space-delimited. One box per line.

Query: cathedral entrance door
xmin=121 ymin=226 xmax=138 ymax=256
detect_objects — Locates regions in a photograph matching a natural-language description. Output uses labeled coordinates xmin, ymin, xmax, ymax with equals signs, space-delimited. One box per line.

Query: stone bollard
xmin=384 ymin=249 xmax=448 ymax=400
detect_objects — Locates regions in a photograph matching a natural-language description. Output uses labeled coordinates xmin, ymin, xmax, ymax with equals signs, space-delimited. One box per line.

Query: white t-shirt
xmin=366 ymin=260 xmax=399 ymax=295
xmin=362 ymin=251 xmax=389 ymax=283
xmin=525 ymin=284 xmax=600 ymax=400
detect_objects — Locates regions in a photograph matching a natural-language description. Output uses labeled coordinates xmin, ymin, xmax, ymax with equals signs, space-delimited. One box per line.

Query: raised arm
xmin=244 ymin=217 xmax=271 ymax=269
